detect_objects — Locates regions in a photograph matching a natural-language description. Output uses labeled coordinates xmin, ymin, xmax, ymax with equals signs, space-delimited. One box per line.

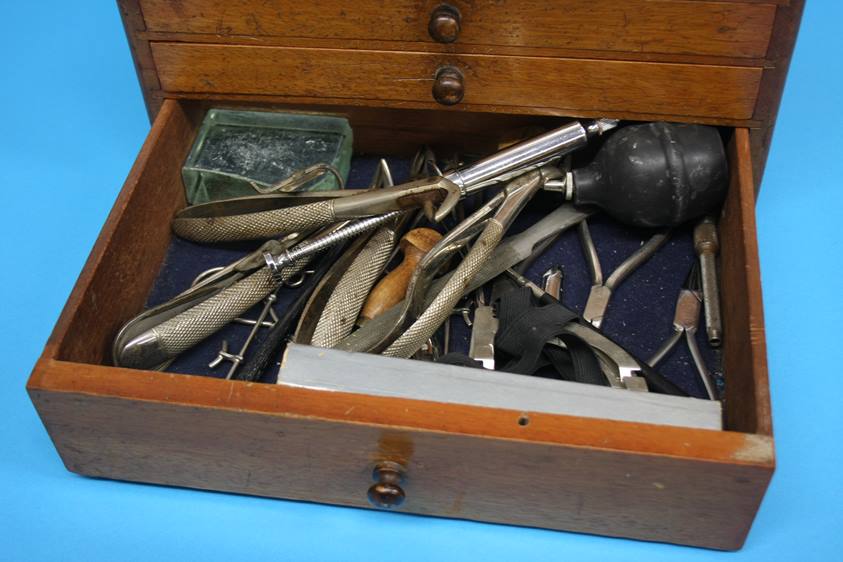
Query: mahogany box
xmin=27 ymin=0 xmax=803 ymax=550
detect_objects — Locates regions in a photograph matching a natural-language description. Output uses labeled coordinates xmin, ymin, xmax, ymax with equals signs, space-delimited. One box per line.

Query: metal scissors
xmin=579 ymin=219 xmax=669 ymax=329
xmin=648 ymin=264 xmax=717 ymax=399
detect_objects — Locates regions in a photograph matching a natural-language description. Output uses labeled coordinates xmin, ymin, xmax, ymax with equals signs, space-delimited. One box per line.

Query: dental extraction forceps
xmin=382 ymin=167 xmax=551 ymax=359
xmin=648 ymin=264 xmax=717 ymax=400
xmin=171 ymin=119 xmax=619 ymax=243
xmin=579 ymin=220 xmax=669 ymax=329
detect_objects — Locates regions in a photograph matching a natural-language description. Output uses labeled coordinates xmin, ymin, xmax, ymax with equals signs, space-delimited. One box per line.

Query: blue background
xmin=1 ymin=2 xmax=840 ymax=560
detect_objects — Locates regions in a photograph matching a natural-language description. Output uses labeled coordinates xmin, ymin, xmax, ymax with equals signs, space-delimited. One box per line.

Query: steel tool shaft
xmin=442 ymin=119 xmax=618 ymax=199
xmin=264 ymin=211 xmax=401 ymax=279
xmin=694 ymin=216 xmax=723 ymax=347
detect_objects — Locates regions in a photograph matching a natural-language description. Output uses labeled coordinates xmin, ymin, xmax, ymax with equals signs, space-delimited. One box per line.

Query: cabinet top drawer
xmin=139 ymin=0 xmax=777 ymax=59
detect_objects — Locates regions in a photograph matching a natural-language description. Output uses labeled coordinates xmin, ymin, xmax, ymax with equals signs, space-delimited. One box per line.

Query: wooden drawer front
xmin=140 ymin=0 xmax=776 ymax=59
xmin=151 ymin=43 xmax=762 ymax=120
xmin=30 ymin=379 xmax=771 ymax=551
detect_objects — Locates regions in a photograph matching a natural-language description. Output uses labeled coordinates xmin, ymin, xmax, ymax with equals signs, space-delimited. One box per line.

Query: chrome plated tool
xmin=648 ymin=265 xmax=717 ymax=399
xmin=189 ymin=266 xmax=282 ymax=375
xmin=113 ymin=233 xmax=308 ymax=370
xmin=209 ymin=294 xmax=278 ymax=379
xmin=339 ymin=184 xmax=511 ymax=354
xmin=383 ymin=168 xmax=550 ymax=359
xmin=335 ymin=202 xmax=593 ymax=353
xmin=468 ymin=290 xmax=498 ymax=369
xmin=173 ymin=183 xmax=438 ymax=244
xmin=694 ymin=216 xmax=723 ymax=347
xmin=442 ymin=301 xmax=473 ymax=355
xmin=439 ymin=119 xmax=617 ymax=208
xmin=235 ymin=242 xmax=350 ymax=382
xmin=172 ymin=119 xmax=617 ymax=243
xmin=307 ymin=160 xmax=403 ymax=347
xmin=579 ymin=220 xmax=669 ymax=329
xmin=542 ymin=266 xmax=564 ymax=301
xmin=113 ymin=220 xmax=347 ymax=370
xmin=264 ymin=211 xmax=402 ymax=279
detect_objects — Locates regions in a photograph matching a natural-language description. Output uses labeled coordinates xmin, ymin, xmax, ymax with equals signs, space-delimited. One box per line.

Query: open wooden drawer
xmin=28 ymin=97 xmax=771 ymax=550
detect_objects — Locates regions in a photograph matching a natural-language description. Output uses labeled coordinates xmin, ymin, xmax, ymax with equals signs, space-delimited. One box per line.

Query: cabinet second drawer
xmin=151 ymin=42 xmax=762 ymax=120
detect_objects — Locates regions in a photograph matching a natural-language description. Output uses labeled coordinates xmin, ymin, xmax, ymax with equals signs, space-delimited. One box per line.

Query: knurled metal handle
xmin=383 ymin=220 xmax=504 ymax=358
xmin=172 ymin=199 xmax=337 ymax=243
xmin=310 ymin=226 xmax=397 ymax=348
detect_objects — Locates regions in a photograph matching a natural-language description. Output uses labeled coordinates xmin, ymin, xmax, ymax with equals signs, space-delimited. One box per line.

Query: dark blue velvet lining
xmin=145 ymin=156 xmax=721 ymax=398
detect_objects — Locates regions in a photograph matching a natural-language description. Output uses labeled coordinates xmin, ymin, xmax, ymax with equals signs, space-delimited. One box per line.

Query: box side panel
xmin=750 ymin=0 xmax=805 ymax=191
xmin=48 ymin=100 xmax=197 ymax=365
xmin=720 ymin=129 xmax=772 ymax=436
xmin=29 ymin=382 xmax=772 ymax=550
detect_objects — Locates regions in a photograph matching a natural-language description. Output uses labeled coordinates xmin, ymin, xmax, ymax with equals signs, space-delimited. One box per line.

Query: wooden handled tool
xmin=360 ymin=227 xmax=442 ymax=322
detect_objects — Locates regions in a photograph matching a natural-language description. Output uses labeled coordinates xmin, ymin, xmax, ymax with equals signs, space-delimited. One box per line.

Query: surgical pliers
xmin=579 ymin=220 xmax=669 ymax=329
xmin=648 ymin=264 xmax=717 ymax=399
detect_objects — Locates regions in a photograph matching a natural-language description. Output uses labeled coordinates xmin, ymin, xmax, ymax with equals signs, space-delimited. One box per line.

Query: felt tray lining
xmin=146 ymin=156 xmax=721 ymax=398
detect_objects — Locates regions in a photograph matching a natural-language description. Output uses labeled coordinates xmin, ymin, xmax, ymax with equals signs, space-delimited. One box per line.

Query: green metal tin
xmin=182 ymin=109 xmax=353 ymax=205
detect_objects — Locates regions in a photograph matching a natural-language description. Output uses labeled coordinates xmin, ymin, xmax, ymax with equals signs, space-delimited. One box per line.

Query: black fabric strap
xmin=437 ymin=353 xmax=484 ymax=369
xmin=495 ymin=287 xmax=607 ymax=386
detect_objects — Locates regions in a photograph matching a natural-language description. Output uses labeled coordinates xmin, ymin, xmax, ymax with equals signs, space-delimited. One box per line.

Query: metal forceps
xmin=172 ymin=119 xmax=619 ymax=244
xmin=579 ymin=220 xmax=669 ymax=329
xmin=382 ymin=167 xmax=551 ymax=359
xmin=648 ymin=264 xmax=717 ymax=399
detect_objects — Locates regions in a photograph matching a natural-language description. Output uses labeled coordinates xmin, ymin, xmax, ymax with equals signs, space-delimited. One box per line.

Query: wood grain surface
xmin=117 ymin=0 xmax=804 ymax=190
xmin=150 ymin=43 xmax=763 ymax=120
xmin=139 ymin=0 xmax=776 ymax=59
xmin=52 ymin=100 xmax=198 ymax=365
xmin=29 ymin=368 xmax=772 ymax=550
xmin=750 ymin=0 xmax=805 ymax=192
xmin=32 ymin=0 xmax=800 ymax=547
xmin=27 ymin=95 xmax=775 ymax=548
xmin=361 ymin=228 xmax=442 ymax=321
xmin=117 ymin=0 xmax=803 ymax=189
xmin=719 ymin=128 xmax=772 ymax=436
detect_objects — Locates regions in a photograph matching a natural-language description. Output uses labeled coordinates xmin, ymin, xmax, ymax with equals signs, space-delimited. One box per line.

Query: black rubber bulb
xmin=571 ymin=122 xmax=728 ymax=227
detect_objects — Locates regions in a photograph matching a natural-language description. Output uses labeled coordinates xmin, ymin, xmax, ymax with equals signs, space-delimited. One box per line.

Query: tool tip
xmin=586 ymin=118 xmax=620 ymax=138
xmin=707 ymin=328 xmax=722 ymax=348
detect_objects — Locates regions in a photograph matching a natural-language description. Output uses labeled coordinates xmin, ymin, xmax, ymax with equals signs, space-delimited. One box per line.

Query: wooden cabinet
xmin=28 ymin=0 xmax=803 ymax=550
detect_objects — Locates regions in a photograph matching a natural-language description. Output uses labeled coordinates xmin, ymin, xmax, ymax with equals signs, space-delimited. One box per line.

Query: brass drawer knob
xmin=367 ymin=461 xmax=406 ymax=509
xmin=428 ymin=4 xmax=461 ymax=43
xmin=432 ymin=66 xmax=464 ymax=106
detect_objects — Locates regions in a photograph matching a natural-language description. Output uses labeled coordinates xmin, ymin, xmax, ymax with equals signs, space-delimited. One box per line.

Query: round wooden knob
xmin=367 ymin=461 xmax=406 ymax=509
xmin=428 ymin=4 xmax=461 ymax=43
xmin=432 ymin=66 xmax=464 ymax=106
